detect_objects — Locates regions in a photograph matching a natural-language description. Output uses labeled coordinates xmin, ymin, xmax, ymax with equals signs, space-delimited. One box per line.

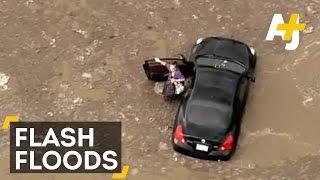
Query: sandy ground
xmin=0 ymin=0 xmax=320 ymax=179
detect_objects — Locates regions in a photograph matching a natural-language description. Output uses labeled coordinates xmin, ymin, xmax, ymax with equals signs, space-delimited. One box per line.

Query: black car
xmin=143 ymin=37 xmax=256 ymax=160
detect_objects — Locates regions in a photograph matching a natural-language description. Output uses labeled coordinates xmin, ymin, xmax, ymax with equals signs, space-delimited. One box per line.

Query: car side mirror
xmin=247 ymin=74 xmax=255 ymax=82
xmin=250 ymin=77 xmax=255 ymax=82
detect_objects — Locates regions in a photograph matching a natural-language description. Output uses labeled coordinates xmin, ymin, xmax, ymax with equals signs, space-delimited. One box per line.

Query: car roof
xmin=195 ymin=37 xmax=250 ymax=67
xmin=190 ymin=67 xmax=239 ymax=105
xmin=185 ymin=67 xmax=240 ymax=135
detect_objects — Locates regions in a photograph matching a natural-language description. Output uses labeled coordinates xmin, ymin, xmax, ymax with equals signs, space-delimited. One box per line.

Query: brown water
xmin=0 ymin=0 xmax=320 ymax=179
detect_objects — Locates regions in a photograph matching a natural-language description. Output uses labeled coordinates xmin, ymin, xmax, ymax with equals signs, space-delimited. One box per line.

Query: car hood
xmin=195 ymin=37 xmax=250 ymax=68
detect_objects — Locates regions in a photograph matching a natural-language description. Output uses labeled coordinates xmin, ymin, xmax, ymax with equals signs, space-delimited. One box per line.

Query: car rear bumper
xmin=172 ymin=141 xmax=233 ymax=161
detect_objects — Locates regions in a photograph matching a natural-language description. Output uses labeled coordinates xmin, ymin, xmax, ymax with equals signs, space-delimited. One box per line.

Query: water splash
xmin=246 ymin=127 xmax=294 ymax=140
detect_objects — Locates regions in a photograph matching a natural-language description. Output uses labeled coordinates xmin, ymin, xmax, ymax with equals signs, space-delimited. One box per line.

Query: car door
xmin=142 ymin=58 xmax=194 ymax=81
xmin=237 ymin=76 xmax=249 ymax=105
xmin=234 ymin=76 xmax=249 ymax=120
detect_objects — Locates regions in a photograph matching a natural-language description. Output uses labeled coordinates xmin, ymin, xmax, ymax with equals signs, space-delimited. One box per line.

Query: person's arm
xmin=172 ymin=78 xmax=185 ymax=82
xmin=154 ymin=57 xmax=166 ymax=66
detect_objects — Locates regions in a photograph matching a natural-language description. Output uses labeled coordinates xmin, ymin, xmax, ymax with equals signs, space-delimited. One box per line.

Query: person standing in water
xmin=154 ymin=57 xmax=185 ymax=101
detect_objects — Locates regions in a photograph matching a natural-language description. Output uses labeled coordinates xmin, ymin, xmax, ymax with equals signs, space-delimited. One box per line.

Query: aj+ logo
xmin=265 ymin=13 xmax=306 ymax=50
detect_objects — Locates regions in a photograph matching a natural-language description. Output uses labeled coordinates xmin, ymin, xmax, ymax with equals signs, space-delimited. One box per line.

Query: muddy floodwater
xmin=0 ymin=0 xmax=320 ymax=179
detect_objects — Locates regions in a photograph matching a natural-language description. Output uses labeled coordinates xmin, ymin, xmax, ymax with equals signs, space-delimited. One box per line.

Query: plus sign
xmin=277 ymin=13 xmax=306 ymax=41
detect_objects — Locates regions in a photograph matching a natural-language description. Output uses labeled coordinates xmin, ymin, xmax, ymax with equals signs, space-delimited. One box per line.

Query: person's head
xmin=169 ymin=61 xmax=178 ymax=72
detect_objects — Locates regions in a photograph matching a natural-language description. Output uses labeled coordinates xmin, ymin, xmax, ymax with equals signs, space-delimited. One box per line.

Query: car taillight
xmin=218 ymin=135 xmax=234 ymax=151
xmin=174 ymin=125 xmax=186 ymax=144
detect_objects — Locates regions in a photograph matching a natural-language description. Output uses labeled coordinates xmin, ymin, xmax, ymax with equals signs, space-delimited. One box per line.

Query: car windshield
xmin=196 ymin=57 xmax=246 ymax=74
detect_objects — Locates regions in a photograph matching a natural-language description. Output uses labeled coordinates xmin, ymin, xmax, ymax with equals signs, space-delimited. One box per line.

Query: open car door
xmin=143 ymin=56 xmax=194 ymax=81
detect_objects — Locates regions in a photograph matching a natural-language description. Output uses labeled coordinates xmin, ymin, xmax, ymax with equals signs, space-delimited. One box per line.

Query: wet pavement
xmin=0 ymin=0 xmax=320 ymax=179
